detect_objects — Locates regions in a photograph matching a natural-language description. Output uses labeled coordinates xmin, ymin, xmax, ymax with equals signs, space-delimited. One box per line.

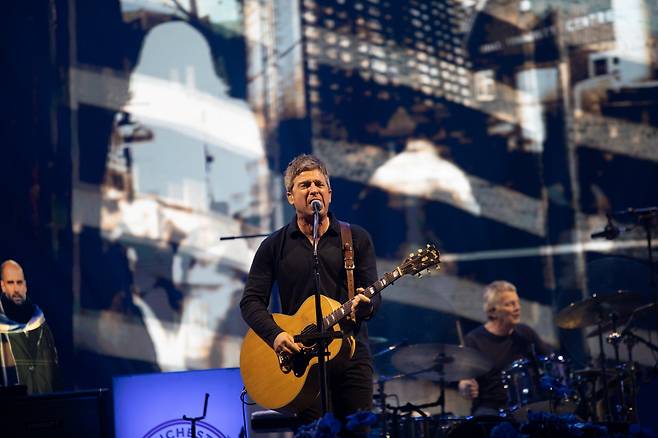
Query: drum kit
xmin=370 ymin=291 xmax=658 ymax=437
xmin=555 ymin=290 xmax=658 ymax=424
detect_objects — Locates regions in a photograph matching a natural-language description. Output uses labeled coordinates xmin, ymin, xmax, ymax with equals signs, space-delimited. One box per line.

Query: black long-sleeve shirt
xmin=240 ymin=212 xmax=380 ymax=349
xmin=464 ymin=323 xmax=552 ymax=412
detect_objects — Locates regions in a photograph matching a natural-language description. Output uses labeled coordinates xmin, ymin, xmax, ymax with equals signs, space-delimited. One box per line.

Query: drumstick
xmin=456 ymin=318 xmax=465 ymax=346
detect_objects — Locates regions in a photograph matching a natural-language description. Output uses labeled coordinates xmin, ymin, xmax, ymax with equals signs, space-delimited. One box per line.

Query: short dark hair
xmin=283 ymin=154 xmax=331 ymax=192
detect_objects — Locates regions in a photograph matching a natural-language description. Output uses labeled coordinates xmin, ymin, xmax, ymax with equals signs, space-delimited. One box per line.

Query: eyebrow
xmin=297 ymin=179 xmax=325 ymax=185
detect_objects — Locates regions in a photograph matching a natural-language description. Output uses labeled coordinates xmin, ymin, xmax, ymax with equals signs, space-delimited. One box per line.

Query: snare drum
xmin=502 ymin=354 xmax=576 ymax=419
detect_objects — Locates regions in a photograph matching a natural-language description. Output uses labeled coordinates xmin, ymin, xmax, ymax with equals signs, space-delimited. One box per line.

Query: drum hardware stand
xmin=374 ymin=374 xmax=405 ymax=438
xmin=435 ymin=354 xmax=449 ymax=418
xmin=372 ymin=342 xmax=408 ymax=438
xmin=612 ymin=207 xmax=658 ymax=335
xmin=595 ymin=310 xmax=613 ymax=422
xmin=394 ymin=355 xmax=453 ymax=417
xmin=620 ymin=319 xmax=658 ymax=421
xmin=375 ymin=377 xmax=389 ymax=438
xmin=606 ymin=320 xmax=631 ymax=422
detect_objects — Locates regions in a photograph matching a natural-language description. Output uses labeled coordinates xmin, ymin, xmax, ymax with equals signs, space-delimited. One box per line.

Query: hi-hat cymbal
xmin=391 ymin=343 xmax=492 ymax=382
xmin=556 ymin=290 xmax=649 ymax=329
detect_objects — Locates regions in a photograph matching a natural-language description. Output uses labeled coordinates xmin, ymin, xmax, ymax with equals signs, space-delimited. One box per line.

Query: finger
xmin=285 ymin=339 xmax=300 ymax=353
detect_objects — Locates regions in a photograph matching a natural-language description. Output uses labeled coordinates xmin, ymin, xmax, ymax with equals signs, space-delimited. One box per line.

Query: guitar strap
xmin=339 ymin=221 xmax=357 ymax=347
xmin=338 ymin=221 xmax=355 ymax=302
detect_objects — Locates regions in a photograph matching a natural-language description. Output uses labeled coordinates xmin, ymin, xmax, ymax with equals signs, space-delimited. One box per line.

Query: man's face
xmin=287 ymin=169 xmax=332 ymax=217
xmin=1 ymin=264 xmax=28 ymax=305
xmin=495 ymin=290 xmax=521 ymax=326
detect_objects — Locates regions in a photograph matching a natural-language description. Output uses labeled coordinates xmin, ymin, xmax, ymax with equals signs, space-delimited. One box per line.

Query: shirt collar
xmin=288 ymin=211 xmax=340 ymax=238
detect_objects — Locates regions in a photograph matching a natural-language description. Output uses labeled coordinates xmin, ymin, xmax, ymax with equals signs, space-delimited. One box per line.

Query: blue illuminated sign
xmin=113 ymin=368 xmax=244 ymax=438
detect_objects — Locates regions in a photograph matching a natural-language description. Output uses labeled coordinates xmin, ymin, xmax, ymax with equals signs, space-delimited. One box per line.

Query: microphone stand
xmin=219 ymin=233 xmax=270 ymax=241
xmin=311 ymin=205 xmax=331 ymax=415
xmin=222 ymin=207 xmax=339 ymax=415
xmin=290 ymin=204 xmax=342 ymax=416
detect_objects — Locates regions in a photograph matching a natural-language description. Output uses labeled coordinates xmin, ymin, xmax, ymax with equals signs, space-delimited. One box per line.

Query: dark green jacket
xmin=7 ymin=322 xmax=58 ymax=394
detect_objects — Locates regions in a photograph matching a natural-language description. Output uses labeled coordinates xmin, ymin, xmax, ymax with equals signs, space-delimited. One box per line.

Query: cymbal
xmin=555 ymin=291 xmax=649 ymax=329
xmin=586 ymin=302 xmax=658 ymax=338
xmin=391 ymin=343 xmax=492 ymax=382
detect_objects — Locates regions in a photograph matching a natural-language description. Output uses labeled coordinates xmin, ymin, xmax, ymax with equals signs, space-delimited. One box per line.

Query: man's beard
xmin=1 ymin=294 xmax=34 ymax=324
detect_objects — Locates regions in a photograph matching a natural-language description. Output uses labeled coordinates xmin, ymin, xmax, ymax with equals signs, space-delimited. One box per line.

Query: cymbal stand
xmin=595 ymin=314 xmax=612 ymax=421
xmin=614 ymin=207 xmax=658 ymax=335
xmin=606 ymin=312 xmax=631 ymax=421
xmin=375 ymin=377 xmax=389 ymax=438
xmin=372 ymin=342 xmax=408 ymax=438
xmin=621 ymin=328 xmax=639 ymax=422
xmin=374 ymin=374 xmax=402 ymax=438
xmin=435 ymin=353 xmax=448 ymax=417
xmin=401 ymin=354 xmax=450 ymax=417
xmin=621 ymin=328 xmax=658 ymax=356
xmin=635 ymin=209 xmax=658 ymax=335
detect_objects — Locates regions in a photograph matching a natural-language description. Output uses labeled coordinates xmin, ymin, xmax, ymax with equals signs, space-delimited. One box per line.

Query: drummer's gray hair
xmin=483 ymin=280 xmax=517 ymax=320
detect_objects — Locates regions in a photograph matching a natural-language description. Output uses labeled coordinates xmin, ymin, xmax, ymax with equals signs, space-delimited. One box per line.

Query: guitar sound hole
xmin=299 ymin=324 xmax=319 ymax=348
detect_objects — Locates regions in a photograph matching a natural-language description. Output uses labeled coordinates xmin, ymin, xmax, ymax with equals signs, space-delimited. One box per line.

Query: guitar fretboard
xmin=322 ymin=268 xmax=402 ymax=330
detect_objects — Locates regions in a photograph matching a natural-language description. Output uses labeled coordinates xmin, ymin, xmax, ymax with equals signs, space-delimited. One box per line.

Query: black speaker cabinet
xmin=0 ymin=388 xmax=112 ymax=437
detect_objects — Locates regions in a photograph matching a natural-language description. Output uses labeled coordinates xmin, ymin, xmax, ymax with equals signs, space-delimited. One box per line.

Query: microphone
xmin=311 ymin=199 xmax=323 ymax=213
xmin=591 ymin=215 xmax=620 ymax=240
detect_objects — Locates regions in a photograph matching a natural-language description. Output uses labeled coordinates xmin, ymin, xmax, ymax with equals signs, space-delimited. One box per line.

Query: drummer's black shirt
xmin=464 ymin=324 xmax=552 ymax=412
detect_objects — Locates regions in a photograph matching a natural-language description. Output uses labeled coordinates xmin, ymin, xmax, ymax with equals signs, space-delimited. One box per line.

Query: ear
xmin=286 ymin=191 xmax=294 ymax=206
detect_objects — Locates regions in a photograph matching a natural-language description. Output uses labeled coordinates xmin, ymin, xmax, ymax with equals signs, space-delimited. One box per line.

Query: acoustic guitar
xmin=239 ymin=245 xmax=441 ymax=412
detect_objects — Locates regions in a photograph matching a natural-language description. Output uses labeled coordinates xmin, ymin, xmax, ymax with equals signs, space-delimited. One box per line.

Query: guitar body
xmin=240 ymin=294 xmax=348 ymax=413
xmin=240 ymin=244 xmax=441 ymax=413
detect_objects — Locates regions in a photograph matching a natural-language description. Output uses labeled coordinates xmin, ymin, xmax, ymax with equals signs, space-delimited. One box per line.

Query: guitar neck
xmin=322 ymin=267 xmax=403 ymax=330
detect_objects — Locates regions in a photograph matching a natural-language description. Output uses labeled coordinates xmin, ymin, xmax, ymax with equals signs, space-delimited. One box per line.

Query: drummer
xmin=458 ymin=280 xmax=552 ymax=416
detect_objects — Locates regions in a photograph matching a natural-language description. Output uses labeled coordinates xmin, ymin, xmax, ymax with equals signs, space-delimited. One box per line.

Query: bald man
xmin=0 ymin=260 xmax=58 ymax=393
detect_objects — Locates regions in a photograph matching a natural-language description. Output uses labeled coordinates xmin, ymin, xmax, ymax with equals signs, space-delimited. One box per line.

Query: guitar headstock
xmin=399 ymin=244 xmax=441 ymax=277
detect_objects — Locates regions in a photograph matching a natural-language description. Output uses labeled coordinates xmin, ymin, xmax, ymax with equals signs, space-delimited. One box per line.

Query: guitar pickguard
xmin=278 ymin=347 xmax=316 ymax=377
